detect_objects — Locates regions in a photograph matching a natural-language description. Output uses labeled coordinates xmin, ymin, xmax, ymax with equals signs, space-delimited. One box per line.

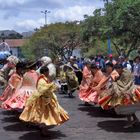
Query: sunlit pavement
xmin=0 ymin=90 xmax=140 ymax=140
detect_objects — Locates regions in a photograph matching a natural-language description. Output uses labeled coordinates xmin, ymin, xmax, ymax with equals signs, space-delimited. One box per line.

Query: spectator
xmin=122 ymin=57 xmax=132 ymax=72
xmin=106 ymin=54 xmax=117 ymax=65
xmin=77 ymin=58 xmax=84 ymax=71
xmin=133 ymin=56 xmax=140 ymax=85
xmin=99 ymin=55 xmax=106 ymax=70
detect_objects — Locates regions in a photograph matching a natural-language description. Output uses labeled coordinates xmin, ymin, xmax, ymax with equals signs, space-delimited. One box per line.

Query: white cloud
xmin=0 ymin=0 xmax=104 ymax=32
xmin=0 ymin=0 xmax=28 ymax=4
xmin=13 ymin=5 xmax=95 ymax=31
xmin=52 ymin=5 xmax=95 ymax=22
xmin=0 ymin=0 xmax=28 ymax=7
xmin=15 ymin=18 xmax=44 ymax=31
xmin=15 ymin=5 xmax=95 ymax=31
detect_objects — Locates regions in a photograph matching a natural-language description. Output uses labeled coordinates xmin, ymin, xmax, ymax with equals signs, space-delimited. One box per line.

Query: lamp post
xmin=41 ymin=10 xmax=51 ymax=26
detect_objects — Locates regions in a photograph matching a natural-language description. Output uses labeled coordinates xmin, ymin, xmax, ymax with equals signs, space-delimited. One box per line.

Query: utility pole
xmin=103 ymin=0 xmax=109 ymax=5
xmin=106 ymin=0 xmax=109 ymax=5
xmin=41 ymin=10 xmax=51 ymax=26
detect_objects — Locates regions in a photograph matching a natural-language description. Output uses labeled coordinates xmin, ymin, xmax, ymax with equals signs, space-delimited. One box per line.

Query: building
xmin=0 ymin=39 xmax=82 ymax=59
xmin=0 ymin=39 xmax=26 ymax=58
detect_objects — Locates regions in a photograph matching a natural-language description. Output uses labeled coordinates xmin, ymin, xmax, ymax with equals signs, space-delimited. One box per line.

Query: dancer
xmin=3 ymin=61 xmax=39 ymax=110
xmin=59 ymin=64 xmax=78 ymax=97
xmin=65 ymin=65 xmax=79 ymax=97
xmin=100 ymin=62 xmax=119 ymax=89
xmin=37 ymin=56 xmax=56 ymax=82
xmin=0 ymin=62 xmax=24 ymax=108
xmin=79 ymin=59 xmax=93 ymax=105
xmin=68 ymin=56 xmax=83 ymax=85
xmin=59 ymin=65 xmax=68 ymax=94
xmin=99 ymin=64 xmax=140 ymax=128
xmin=0 ymin=55 xmax=19 ymax=88
xmin=19 ymin=66 xmax=69 ymax=135
xmin=79 ymin=64 xmax=104 ymax=104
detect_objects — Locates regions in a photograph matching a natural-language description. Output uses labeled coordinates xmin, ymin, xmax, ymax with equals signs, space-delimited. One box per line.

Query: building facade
xmin=0 ymin=39 xmax=26 ymax=58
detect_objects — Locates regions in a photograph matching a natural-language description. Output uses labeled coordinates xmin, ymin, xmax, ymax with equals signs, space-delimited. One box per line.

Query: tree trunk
xmin=112 ymin=41 xmax=121 ymax=56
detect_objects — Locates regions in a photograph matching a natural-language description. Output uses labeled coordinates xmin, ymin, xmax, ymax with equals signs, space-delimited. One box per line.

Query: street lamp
xmin=41 ymin=10 xmax=51 ymax=26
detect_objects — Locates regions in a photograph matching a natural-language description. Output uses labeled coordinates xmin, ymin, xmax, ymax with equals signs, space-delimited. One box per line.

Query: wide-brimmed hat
xmin=7 ymin=55 xmax=19 ymax=65
xmin=25 ymin=61 xmax=37 ymax=69
xmin=40 ymin=56 xmax=52 ymax=65
xmin=16 ymin=62 xmax=26 ymax=69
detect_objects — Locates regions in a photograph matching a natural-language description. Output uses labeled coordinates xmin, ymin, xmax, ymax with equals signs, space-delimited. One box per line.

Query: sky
xmin=0 ymin=0 xmax=104 ymax=33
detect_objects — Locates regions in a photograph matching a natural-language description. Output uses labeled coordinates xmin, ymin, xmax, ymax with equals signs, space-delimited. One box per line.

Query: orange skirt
xmin=99 ymin=88 xmax=140 ymax=110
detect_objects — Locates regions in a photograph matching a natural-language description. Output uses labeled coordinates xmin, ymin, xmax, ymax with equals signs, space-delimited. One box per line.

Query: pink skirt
xmin=0 ymin=86 xmax=13 ymax=101
xmin=1 ymin=86 xmax=36 ymax=110
xmin=79 ymin=87 xmax=99 ymax=104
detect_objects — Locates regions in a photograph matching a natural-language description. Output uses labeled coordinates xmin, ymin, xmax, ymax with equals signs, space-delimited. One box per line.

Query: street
xmin=0 ymin=91 xmax=140 ymax=140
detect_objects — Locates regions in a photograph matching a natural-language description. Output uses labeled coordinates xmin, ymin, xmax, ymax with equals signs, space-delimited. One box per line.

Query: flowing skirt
xmin=79 ymin=88 xmax=99 ymax=103
xmin=0 ymin=86 xmax=13 ymax=101
xmin=99 ymin=87 xmax=140 ymax=110
xmin=19 ymin=96 xmax=69 ymax=126
xmin=1 ymin=87 xmax=36 ymax=110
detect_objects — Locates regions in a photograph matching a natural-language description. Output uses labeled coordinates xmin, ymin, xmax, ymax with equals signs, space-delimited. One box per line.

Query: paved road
xmin=0 ymin=91 xmax=140 ymax=140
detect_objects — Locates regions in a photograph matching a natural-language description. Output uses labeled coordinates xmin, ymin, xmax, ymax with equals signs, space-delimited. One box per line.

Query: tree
xmin=105 ymin=0 xmax=140 ymax=57
xmin=22 ymin=22 xmax=82 ymax=60
xmin=0 ymin=33 xmax=23 ymax=39
xmin=102 ymin=0 xmax=109 ymax=4
xmin=81 ymin=9 xmax=108 ymax=56
xmin=22 ymin=0 xmax=140 ymax=59
xmin=8 ymin=33 xmax=23 ymax=39
xmin=22 ymin=40 xmax=36 ymax=60
xmin=81 ymin=0 xmax=140 ymax=57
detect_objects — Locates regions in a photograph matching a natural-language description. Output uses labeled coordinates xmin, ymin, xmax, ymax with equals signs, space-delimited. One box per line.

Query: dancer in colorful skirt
xmin=65 ymin=65 xmax=79 ymax=97
xmin=1 ymin=62 xmax=24 ymax=108
xmin=3 ymin=62 xmax=39 ymax=110
xmin=79 ymin=59 xmax=93 ymax=105
xmin=59 ymin=65 xmax=68 ymax=94
xmin=79 ymin=64 xmax=105 ymax=104
xmin=101 ymin=63 xmax=119 ymax=89
xmin=99 ymin=64 xmax=140 ymax=128
xmin=19 ymin=66 xmax=69 ymax=135
xmin=67 ymin=56 xmax=83 ymax=85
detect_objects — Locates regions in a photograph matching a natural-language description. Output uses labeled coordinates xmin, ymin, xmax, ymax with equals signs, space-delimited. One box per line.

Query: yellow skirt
xmin=19 ymin=96 xmax=69 ymax=126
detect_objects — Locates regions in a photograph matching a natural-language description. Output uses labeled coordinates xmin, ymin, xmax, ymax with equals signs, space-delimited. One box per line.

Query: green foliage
xmin=0 ymin=33 xmax=23 ymax=39
xmin=22 ymin=0 xmax=140 ymax=59
xmin=22 ymin=22 xmax=81 ymax=60
xmin=21 ymin=40 xmax=36 ymax=60
xmin=82 ymin=39 xmax=117 ymax=57
xmin=81 ymin=0 xmax=140 ymax=57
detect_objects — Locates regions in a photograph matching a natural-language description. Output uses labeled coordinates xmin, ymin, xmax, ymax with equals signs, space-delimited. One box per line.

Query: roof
xmin=0 ymin=39 xmax=27 ymax=48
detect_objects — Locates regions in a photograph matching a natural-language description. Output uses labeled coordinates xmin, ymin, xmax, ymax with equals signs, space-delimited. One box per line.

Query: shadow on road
xmin=19 ymin=130 xmax=66 ymax=140
xmin=2 ymin=115 xmax=66 ymax=139
xmin=78 ymin=105 xmax=124 ymax=118
xmin=1 ymin=116 xmax=20 ymax=123
xmin=4 ymin=122 xmax=38 ymax=132
xmin=98 ymin=120 xmax=140 ymax=133
xmin=1 ymin=110 xmax=20 ymax=116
